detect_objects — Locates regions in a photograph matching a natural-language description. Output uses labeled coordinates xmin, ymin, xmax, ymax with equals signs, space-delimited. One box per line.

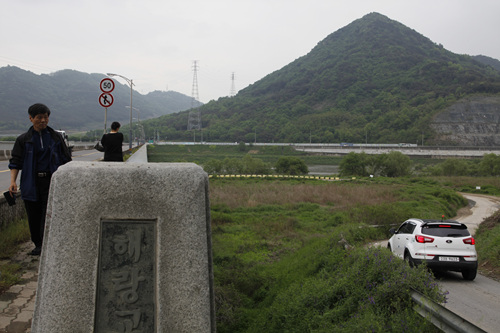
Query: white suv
xmin=388 ymin=218 xmax=478 ymax=280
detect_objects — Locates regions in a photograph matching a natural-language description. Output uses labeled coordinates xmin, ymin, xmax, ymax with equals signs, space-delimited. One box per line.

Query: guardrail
xmin=411 ymin=290 xmax=487 ymax=333
xmin=208 ymin=174 xmax=350 ymax=180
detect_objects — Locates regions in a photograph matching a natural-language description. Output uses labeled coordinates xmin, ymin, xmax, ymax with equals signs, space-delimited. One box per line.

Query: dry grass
xmin=436 ymin=176 xmax=500 ymax=189
xmin=209 ymin=181 xmax=401 ymax=209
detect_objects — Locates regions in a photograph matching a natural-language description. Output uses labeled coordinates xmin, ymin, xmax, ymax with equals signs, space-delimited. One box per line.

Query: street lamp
xmin=107 ymin=73 xmax=134 ymax=149
xmin=127 ymin=106 xmax=142 ymax=144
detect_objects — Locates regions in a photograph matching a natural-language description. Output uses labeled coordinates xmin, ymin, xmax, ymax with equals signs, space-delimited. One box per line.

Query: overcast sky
xmin=1 ymin=0 xmax=499 ymax=103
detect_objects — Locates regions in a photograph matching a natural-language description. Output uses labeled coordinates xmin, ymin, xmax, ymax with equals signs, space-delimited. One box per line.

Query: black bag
xmin=3 ymin=191 xmax=16 ymax=206
xmin=94 ymin=142 xmax=105 ymax=152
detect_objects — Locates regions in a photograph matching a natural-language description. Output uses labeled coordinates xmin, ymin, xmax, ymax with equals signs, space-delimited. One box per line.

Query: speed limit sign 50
xmin=100 ymin=78 xmax=115 ymax=93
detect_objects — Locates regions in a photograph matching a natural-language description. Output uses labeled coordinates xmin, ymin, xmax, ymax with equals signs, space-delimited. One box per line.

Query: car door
xmin=392 ymin=222 xmax=412 ymax=258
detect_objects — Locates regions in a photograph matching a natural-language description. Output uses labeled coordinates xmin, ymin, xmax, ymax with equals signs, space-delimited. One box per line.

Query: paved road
xmin=439 ymin=193 xmax=500 ymax=332
xmin=296 ymin=147 xmax=500 ymax=157
xmin=0 ymin=149 xmax=104 ymax=192
xmin=368 ymin=193 xmax=500 ymax=332
xmin=457 ymin=193 xmax=500 ymax=235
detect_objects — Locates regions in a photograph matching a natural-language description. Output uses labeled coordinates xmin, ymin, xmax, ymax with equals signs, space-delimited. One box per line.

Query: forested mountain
xmin=144 ymin=12 xmax=500 ymax=144
xmin=473 ymin=55 xmax=500 ymax=72
xmin=0 ymin=66 xmax=200 ymax=133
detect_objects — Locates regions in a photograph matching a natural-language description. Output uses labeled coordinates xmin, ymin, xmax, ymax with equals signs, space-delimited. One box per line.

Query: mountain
xmin=0 ymin=66 xmax=201 ymax=133
xmin=144 ymin=12 xmax=500 ymax=145
xmin=473 ymin=55 xmax=500 ymax=72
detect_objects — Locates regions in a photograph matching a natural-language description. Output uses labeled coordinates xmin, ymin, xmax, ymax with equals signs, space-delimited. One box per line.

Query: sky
xmin=1 ymin=0 xmax=500 ymax=103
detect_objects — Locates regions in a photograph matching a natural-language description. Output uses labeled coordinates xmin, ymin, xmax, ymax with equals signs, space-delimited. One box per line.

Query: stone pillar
xmin=31 ymin=161 xmax=215 ymax=332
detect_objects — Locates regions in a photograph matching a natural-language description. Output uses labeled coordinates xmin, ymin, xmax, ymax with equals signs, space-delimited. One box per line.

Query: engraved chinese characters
xmin=95 ymin=220 xmax=156 ymax=333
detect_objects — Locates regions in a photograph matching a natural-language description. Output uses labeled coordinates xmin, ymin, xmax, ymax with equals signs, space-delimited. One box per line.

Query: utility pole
xmin=187 ymin=60 xmax=201 ymax=142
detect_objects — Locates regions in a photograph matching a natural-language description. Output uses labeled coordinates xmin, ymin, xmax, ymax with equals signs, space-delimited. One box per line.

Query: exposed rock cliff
xmin=431 ymin=96 xmax=500 ymax=146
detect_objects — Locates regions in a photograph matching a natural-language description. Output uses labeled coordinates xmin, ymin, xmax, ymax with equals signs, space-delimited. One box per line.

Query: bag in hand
xmin=94 ymin=142 xmax=105 ymax=152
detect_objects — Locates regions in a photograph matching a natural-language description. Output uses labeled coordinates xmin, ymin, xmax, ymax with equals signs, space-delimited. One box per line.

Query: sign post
xmin=99 ymin=79 xmax=115 ymax=133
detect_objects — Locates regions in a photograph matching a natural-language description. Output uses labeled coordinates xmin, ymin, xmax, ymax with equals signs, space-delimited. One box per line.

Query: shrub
xmin=249 ymin=244 xmax=444 ymax=332
xmin=339 ymin=152 xmax=369 ymax=176
xmin=204 ymin=158 xmax=223 ymax=174
xmin=241 ymin=155 xmax=271 ymax=174
xmin=475 ymin=210 xmax=500 ymax=277
xmin=275 ymin=156 xmax=309 ymax=175
xmin=479 ymin=153 xmax=500 ymax=176
xmin=381 ymin=151 xmax=411 ymax=177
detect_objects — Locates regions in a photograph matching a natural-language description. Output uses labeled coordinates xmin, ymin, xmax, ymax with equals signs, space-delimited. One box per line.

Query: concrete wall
xmin=32 ymin=144 xmax=215 ymax=332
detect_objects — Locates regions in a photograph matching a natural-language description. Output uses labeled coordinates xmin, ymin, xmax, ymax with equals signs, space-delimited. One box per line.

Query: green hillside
xmin=143 ymin=12 xmax=500 ymax=144
xmin=0 ymin=67 xmax=200 ymax=133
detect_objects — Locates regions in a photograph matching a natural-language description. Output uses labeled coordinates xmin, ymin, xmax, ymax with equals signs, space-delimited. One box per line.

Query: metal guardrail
xmin=411 ymin=290 xmax=487 ymax=333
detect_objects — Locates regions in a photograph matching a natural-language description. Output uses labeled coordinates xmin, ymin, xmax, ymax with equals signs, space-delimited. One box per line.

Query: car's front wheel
xmin=462 ymin=269 xmax=477 ymax=281
xmin=404 ymin=250 xmax=415 ymax=268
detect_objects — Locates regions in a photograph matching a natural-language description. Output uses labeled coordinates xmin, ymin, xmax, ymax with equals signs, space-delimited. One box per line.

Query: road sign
xmin=99 ymin=92 xmax=114 ymax=107
xmin=100 ymin=78 xmax=115 ymax=93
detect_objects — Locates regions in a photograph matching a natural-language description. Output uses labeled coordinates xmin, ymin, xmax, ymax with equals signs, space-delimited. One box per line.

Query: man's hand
xmin=9 ymin=169 xmax=19 ymax=196
xmin=9 ymin=183 xmax=17 ymax=196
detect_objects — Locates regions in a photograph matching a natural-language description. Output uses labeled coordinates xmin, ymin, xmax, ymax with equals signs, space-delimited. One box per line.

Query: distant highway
xmin=159 ymin=141 xmax=500 ymax=158
xmin=294 ymin=146 xmax=500 ymax=158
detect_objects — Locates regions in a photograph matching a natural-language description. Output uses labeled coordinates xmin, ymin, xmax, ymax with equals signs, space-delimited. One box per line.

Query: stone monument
xmin=31 ymin=161 xmax=215 ymax=332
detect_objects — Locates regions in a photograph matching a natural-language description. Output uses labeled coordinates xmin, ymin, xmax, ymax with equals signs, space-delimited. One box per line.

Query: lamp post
xmin=126 ymin=106 xmax=141 ymax=143
xmin=107 ymin=73 xmax=134 ymax=149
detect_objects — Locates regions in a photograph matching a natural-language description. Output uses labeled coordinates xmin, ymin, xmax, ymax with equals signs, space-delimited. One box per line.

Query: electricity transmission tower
xmin=187 ymin=60 xmax=201 ymax=141
xmin=230 ymin=72 xmax=236 ymax=96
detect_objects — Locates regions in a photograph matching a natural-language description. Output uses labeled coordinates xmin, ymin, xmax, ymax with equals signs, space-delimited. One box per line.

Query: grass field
xmin=148 ymin=144 xmax=344 ymax=166
xmin=1 ymin=144 xmax=498 ymax=331
xmin=209 ymin=177 xmax=462 ymax=332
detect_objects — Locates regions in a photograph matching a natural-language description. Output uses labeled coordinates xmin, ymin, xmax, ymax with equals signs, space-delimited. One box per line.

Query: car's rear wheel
xmin=462 ymin=269 xmax=477 ymax=281
xmin=404 ymin=250 xmax=415 ymax=268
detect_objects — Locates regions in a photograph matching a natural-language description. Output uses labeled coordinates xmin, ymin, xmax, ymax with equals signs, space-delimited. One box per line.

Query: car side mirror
xmin=389 ymin=228 xmax=396 ymax=235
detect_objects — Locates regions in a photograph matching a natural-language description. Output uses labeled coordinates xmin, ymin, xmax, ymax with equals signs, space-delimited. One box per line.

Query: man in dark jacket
xmin=9 ymin=103 xmax=72 ymax=255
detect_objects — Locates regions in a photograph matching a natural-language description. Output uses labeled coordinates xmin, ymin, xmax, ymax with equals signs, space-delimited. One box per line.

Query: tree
xmin=479 ymin=153 xmax=500 ymax=176
xmin=203 ymin=159 xmax=223 ymax=174
xmin=366 ymin=154 xmax=387 ymax=176
xmin=242 ymin=155 xmax=271 ymax=174
xmin=238 ymin=141 xmax=247 ymax=152
xmin=381 ymin=151 xmax=411 ymax=177
xmin=339 ymin=152 xmax=369 ymax=177
xmin=223 ymin=158 xmax=243 ymax=174
xmin=275 ymin=157 xmax=308 ymax=175
xmin=441 ymin=159 xmax=470 ymax=176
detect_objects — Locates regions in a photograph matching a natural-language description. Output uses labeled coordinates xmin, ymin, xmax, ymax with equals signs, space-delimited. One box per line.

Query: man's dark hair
xmin=28 ymin=103 xmax=51 ymax=117
xmin=111 ymin=121 xmax=121 ymax=131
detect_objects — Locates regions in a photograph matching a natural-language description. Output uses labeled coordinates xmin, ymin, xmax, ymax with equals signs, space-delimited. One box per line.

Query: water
xmin=308 ymin=165 xmax=339 ymax=176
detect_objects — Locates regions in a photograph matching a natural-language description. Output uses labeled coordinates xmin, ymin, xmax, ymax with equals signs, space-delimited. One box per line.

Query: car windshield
xmin=421 ymin=224 xmax=470 ymax=237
